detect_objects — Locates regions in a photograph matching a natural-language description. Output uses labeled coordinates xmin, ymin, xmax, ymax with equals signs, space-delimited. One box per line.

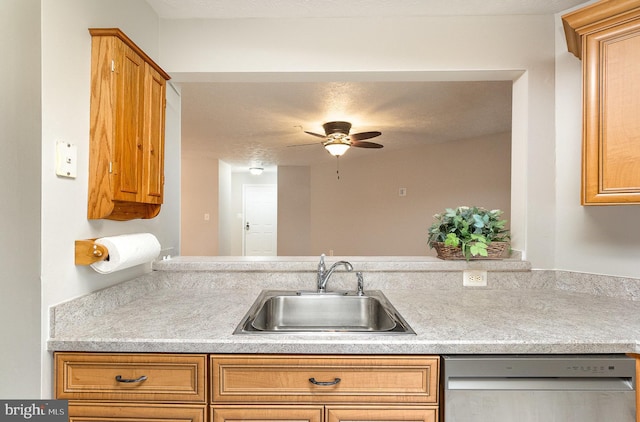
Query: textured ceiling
xmin=146 ymin=0 xmax=587 ymax=19
xmin=181 ymin=80 xmax=513 ymax=167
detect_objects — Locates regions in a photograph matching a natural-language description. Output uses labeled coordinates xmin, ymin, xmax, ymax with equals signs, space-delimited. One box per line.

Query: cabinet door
xmin=582 ymin=15 xmax=640 ymax=204
xmin=211 ymin=405 xmax=323 ymax=422
xmin=326 ymin=406 xmax=437 ymax=422
xmin=141 ymin=63 xmax=166 ymax=204
xmin=113 ymin=40 xmax=145 ymax=203
xmin=69 ymin=402 xmax=205 ymax=422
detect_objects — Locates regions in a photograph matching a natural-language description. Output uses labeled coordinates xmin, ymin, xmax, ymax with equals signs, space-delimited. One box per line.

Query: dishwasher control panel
xmin=443 ymin=354 xmax=636 ymax=379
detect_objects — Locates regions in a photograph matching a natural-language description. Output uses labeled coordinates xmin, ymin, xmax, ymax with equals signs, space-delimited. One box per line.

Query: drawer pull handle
xmin=115 ymin=375 xmax=148 ymax=383
xmin=309 ymin=377 xmax=341 ymax=386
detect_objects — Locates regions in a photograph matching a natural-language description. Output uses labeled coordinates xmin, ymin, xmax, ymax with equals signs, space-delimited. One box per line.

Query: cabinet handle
xmin=309 ymin=377 xmax=341 ymax=386
xmin=115 ymin=375 xmax=148 ymax=383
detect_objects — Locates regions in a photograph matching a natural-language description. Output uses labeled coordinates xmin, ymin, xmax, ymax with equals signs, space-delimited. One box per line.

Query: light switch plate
xmin=55 ymin=141 xmax=77 ymax=178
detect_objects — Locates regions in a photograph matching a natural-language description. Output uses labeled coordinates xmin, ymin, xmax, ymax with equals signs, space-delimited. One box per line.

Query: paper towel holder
xmin=75 ymin=239 xmax=109 ymax=265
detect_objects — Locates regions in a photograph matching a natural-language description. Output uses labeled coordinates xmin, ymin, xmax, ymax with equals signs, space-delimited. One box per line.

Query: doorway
xmin=243 ymin=184 xmax=277 ymax=256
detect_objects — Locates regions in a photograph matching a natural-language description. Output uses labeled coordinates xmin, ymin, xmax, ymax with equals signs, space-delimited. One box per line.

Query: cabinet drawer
xmin=69 ymin=402 xmax=206 ymax=422
xmin=211 ymin=405 xmax=323 ymax=422
xmin=326 ymin=405 xmax=437 ymax=422
xmin=211 ymin=355 xmax=439 ymax=404
xmin=55 ymin=353 xmax=207 ymax=403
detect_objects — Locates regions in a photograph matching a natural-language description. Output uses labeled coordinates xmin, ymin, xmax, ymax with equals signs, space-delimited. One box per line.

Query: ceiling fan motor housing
xmin=323 ymin=121 xmax=352 ymax=135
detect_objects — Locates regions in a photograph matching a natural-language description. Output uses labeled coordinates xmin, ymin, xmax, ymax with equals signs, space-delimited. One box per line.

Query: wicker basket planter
xmin=433 ymin=241 xmax=509 ymax=260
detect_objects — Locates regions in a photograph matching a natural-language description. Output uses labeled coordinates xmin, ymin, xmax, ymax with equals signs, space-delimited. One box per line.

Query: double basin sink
xmin=234 ymin=289 xmax=415 ymax=334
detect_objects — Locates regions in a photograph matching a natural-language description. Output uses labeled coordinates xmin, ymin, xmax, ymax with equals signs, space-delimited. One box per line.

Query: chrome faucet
xmin=317 ymin=254 xmax=353 ymax=293
xmin=356 ymin=272 xmax=365 ymax=296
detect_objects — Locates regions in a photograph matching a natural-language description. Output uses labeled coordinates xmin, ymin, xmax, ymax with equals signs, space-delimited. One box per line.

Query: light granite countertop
xmin=48 ymin=257 xmax=640 ymax=354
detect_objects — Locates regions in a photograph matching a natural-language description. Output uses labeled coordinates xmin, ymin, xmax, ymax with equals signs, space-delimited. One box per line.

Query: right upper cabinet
xmin=563 ymin=0 xmax=640 ymax=205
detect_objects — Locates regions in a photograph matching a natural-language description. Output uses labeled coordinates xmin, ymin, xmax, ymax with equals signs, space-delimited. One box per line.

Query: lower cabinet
xmin=210 ymin=405 xmax=436 ymax=422
xmin=55 ymin=353 xmax=208 ymax=422
xmin=210 ymin=354 xmax=440 ymax=422
xmin=55 ymin=353 xmax=440 ymax=422
xmin=326 ymin=406 xmax=437 ymax=422
xmin=69 ymin=402 xmax=206 ymax=422
xmin=211 ymin=405 xmax=323 ymax=422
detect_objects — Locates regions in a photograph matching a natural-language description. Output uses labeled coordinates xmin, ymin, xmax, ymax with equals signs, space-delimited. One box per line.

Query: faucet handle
xmin=356 ymin=272 xmax=365 ymax=296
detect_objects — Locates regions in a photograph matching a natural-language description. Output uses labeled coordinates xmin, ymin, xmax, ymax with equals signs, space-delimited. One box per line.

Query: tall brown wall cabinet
xmin=563 ymin=0 xmax=640 ymax=205
xmin=88 ymin=28 xmax=170 ymax=220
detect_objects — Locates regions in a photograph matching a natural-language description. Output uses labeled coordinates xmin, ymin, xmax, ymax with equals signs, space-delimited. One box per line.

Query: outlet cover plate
xmin=463 ymin=270 xmax=487 ymax=287
xmin=55 ymin=140 xmax=77 ymax=178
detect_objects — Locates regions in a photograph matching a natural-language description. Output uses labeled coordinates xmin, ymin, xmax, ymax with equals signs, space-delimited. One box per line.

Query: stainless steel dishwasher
xmin=443 ymin=355 xmax=636 ymax=422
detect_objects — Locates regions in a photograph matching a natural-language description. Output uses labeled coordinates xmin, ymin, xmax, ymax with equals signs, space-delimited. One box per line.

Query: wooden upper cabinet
xmin=143 ymin=65 xmax=167 ymax=201
xmin=88 ymin=28 xmax=170 ymax=220
xmin=563 ymin=1 xmax=640 ymax=205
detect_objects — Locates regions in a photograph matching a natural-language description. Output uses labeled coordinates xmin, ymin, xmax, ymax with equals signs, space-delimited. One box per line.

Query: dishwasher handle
xmin=447 ymin=376 xmax=634 ymax=391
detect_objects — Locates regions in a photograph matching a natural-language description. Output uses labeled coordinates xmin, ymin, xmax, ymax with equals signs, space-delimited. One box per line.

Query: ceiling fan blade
xmin=351 ymin=141 xmax=384 ymax=149
xmin=287 ymin=141 xmax=322 ymax=148
xmin=350 ymin=131 xmax=382 ymax=141
xmin=304 ymin=130 xmax=327 ymax=139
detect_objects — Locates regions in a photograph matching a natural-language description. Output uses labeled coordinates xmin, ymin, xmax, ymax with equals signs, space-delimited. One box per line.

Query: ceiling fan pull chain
xmin=336 ymin=156 xmax=340 ymax=180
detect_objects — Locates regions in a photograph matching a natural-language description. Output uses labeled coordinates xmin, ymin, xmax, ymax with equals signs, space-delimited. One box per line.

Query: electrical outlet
xmin=463 ymin=270 xmax=487 ymax=287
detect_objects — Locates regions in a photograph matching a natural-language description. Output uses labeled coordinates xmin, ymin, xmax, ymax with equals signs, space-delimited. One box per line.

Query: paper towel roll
xmin=90 ymin=233 xmax=161 ymax=274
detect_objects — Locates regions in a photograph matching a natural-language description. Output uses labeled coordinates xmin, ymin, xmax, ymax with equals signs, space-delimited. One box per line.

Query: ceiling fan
xmin=299 ymin=121 xmax=383 ymax=156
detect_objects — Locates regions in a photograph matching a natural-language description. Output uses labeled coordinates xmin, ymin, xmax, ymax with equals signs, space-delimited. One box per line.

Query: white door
xmin=243 ymin=184 xmax=277 ymax=256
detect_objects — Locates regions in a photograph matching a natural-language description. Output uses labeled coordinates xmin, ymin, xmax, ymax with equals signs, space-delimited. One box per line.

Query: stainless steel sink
xmin=234 ymin=290 xmax=415 ymax=334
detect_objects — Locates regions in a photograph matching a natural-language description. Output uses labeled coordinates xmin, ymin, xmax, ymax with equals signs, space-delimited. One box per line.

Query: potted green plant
xmin=427 ymin=206 xmax=510 ymax=260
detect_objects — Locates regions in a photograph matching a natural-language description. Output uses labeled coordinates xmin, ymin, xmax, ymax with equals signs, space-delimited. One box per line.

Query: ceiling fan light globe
xmin=324 ymin=142 xmax=350 ymax=156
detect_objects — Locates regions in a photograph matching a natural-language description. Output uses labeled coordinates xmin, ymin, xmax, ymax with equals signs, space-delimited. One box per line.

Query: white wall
xmin=218 ymin=161 xmax=232 ymax=255
xmin=182 ymin=155 xmax=218 ymax=255
xmin=553 ymin=3 xmax=640 ymax=277
xmin=159 ymin=14 xmax=556 ymax=268
xmin=164 ymin=82 xmax=182 ymax=256
xmin=278 ymin=166 xmax=312 ymax=255
xmin=309 ymin=134 xmax=511 ymax=256
xmin=0 ymin=0 xmax=42 ymax=398
xmin=40 ymin=0 xmax=180 ymax=396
